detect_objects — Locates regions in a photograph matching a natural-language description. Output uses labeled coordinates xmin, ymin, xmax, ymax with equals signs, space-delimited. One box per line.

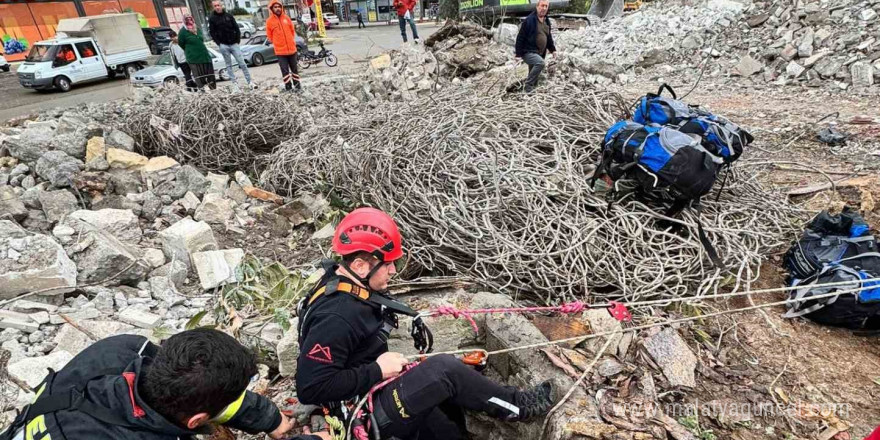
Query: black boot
xmin=509 ymin=381 xmax=556 ymax=422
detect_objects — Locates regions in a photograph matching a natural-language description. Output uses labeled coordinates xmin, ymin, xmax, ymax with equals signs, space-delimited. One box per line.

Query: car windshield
xmin=25 ymin=45 xmax=58 ymax=62
xmin=156 ymin=52 xmax=173 ymax=66
xmin=155 ymin=29 xmax=172 ymax=39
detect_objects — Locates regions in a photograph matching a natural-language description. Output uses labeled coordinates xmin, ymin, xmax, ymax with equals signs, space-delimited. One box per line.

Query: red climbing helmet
xmin=332 ymin=207 xmax=404 ymax=262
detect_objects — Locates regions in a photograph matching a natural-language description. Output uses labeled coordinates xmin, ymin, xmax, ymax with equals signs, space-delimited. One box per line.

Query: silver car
xmin=240 ymin=33 xmax=306 ymax=67
xmin=130 ymin=48 xmax=234 ymax=87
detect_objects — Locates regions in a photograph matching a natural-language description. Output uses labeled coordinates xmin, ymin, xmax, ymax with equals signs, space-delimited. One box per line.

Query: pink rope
xmin=431 ymin=301 xmax=588 ymax=334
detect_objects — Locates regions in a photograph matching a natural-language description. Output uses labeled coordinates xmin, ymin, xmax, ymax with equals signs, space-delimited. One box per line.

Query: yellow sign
xmin=368 ymin=11 xmax=377 ymax=21
xmin=315 ymin=0 xmax=326 ymax=38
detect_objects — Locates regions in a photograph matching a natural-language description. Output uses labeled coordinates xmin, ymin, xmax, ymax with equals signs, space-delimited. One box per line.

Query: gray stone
xmin=194 ymin=193 xmax=235 ymax=225
xmin=105 ymin=129 xmax=135 ymax=151
xmin=859 ymin=8 xmax=877 ymax=22
xmin=815 ymin=28 xmax=832 ymax=46
xmin=786 ymin=60 xmax=806 ymax=77
xmin=746 ymin=13 xmax=769 ymax=27
xmin=90 ymin=195 xmax=142 ymax=216
xmin=0 ymin=186 xmax=28 ymax=222
xmin=0 ymin=221 xmax=77 ymax=300
xmin=154 ymin=165 xmax=209 ymax=200
xmin=86 ymin=157 xmax=110 ymax=171
xmin=851 ymin=61 xmax=875 ymax=87
xmin=29 ymin=311 xmax=50 ymax=325
xmin=35 ymin=151 xmax=83 ymax=188
xmin=38 ymin=190 xmax=79 ymax=225
xmin=191 ymin=249 xmax=244 ymax=290
xmin=277 ymin=323 xmax=300 ymax=377
xmin=143 ymin=248 xmax=166 ymax=268
xmin=66 ymin=228 xmax=150 ymax=286
xmin=28 ymin=331 xmax=45 ymax=344
xmin=583 ymin=309 xmax=623 ymax=354
xmin=4 ymin=122 xmax=55 ymax=163
xmin=9 ymin=164 xmax=29 ymax=178
xmin=0 ymin=313 xmax=39 ymax=333
xmin=310 ymin=223 xmax=336 ymax=241
xmin=814 ymin=57 xmax=844 ymax=77
xmin=10 ymin=300 xmax=58 ymax=314
xmin=66 ymin=209 xmax=142 ymax=244
xmin=180 ymin=191 xmax=201 ymax=214
xmin=8 ymin=351 xmax=73 ymax=387
xmin=225 ymin=182 xmax=248 ymax=204
xmin=582 ymin=61 xmax=625 ymax=80
xmin=798 ymin=28 xmax=815 ymax=58
xmin=151 ymin=260 xmax=188 ymax=288
xmin=780 ymin=44 xmax=798 ymax=61
xmin=20 ymin=175 xmax=36 ymax=190
xmin=140 ymin=191 xmax=162 ymax=222
xmin=643 ymin=328 xmax=697 ymax=388
xmin=20 ymin=183 xmax=48 ymax=210
xmin=108 ymin=169 xmax=144 ymax=196
xmin=49 ymin=132 xmax=89 ymax=160
xmin=82 ymin=286 xmax=116 ymax=313
xmin=802 ymin=50 xmax=828 ymax=68
xmin=206 ymin=172 xmax=229 ymax=194
xmin=22 ymin=209 xmax=51 ymax=233
xmin=118 ymin=308 xmax=161 ymax=329
xmin=51 ymin=320 xmax=136 ymax=357
xmin=149 ymin=276 xmax=186 ymax=307
xmin=55 ymin=112 xmax=89 ymax=135
xmin=158 ymin=217 xmax=218 ymax=269
xmin=597 ymin=358 xmax=624 ymax=377
xmin=734 ymin=55 xmax=763 ymax=76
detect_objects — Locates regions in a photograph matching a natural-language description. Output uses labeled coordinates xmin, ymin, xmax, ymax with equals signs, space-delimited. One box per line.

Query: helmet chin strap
xmin=341 ymin=250 xmax=387 ymax=292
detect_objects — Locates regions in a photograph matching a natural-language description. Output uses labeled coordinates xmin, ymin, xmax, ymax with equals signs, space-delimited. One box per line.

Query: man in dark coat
xmin=208 ymin=0 xmax=253 ymax=86
xmin=0 ymin=329 xmax=328 ymax=440
xmin=515 ymin=0 xmax=556 ymax=92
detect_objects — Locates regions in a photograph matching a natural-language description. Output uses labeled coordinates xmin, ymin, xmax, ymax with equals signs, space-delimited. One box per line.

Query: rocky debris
xmin=107 ymin=148 xmax=148 ymax=170
xmin=66 ymin=209 xmax=142 ymax=244
xmin=851 ymin=61 xmax=875 ymax=87
xmin=0 ymin=220 xmax=77 ymax=301
xmin=194 ymin=193 xmax=236 ymax=225
xmin=158 ymin=217 xmax=218 ymax=269
xmin=734 ymin=55 xmax=763 ymax=76
xmin=0 ymin=185 xmax=28 ymax=222
xmin=234 ymin=171 xmax=253 ymax=188
xmin=0 ymin=309 xmax=41 ymax=333
xmin=143 ymin=248 xmax=166 ymax=269
xmin=85 ymin=136 xmax=106 ymax=163
xmin=8 ymin=350 xmax=73 ymax=387
xmin=38 ymin=190 xmax=79 ymax=225
xmin=3 ymin=121 xmax=56 ymax=162
xmin=276 ymin=323 xmax=300 ymax=377
xmin=310 ymin=223 xmax=335 ymax=241
xmin=105 ymin=129 xmax=136 ymax=151
xmin=118 ymin=307 xmax=162 ymax=329
xmin=153 ymin=165 xmax=210 ymax=200
xmin=151 ymin=260 xmax=188 ymax=288
xmin=275 ymin=193 xmax=331 ymax=226
xmin=65 ymin=228 xmax=150 ymax=285
xmin=35 ymin=151 xmax=83 ymax=188
xmin=191 ymin=248 xmax=244 ymax=290
xmin=51 ymin=320 xmax=136 ymax=357
xmin=642 ymin=327 xmax=698 ymax=388
xmin=149 ymin=276 xmax=186 ymax=307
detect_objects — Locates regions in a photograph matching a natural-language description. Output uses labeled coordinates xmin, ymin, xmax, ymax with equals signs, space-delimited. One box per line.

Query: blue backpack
xmin=633 ymin=84 xmax=753 ymax=164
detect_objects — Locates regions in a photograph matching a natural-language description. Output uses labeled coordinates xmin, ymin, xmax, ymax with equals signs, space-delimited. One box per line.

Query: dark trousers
xmin=397 ymin=16 xmax=419 ymax=42
xmin=178 ymin=62 xmax=197 ymax=91
xmin=358 ymin=17 xmax=366 ymax=28
xmin=278 ymin=54 xmax=301 ymax=90
xmin=189 ymin=62 xmax=216 ymax=90
xmin=373 ymin=354 xmax=519 ymax=440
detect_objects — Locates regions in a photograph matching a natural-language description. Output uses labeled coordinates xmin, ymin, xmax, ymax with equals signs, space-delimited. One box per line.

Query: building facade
xmin=0 ymin=0 xmax=186 ymax=61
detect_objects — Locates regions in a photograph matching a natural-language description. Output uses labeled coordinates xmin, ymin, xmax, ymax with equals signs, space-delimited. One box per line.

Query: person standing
xmin=514 ymin=0 xmax=556 ymax=93
xmin=178 ymin=15 xmax=216 ymax=90
xmin=392 ymin=0 xmax=419 ymax=43
xmin=266 ymin=0 xmax=301 ymax=92
xmin=208 ymin=0 xmax=254 ymax=87
xmin=356 ymin=10 xmax=366 ymax=28
xmin=169 ymin=30 xmax=197 ymax=91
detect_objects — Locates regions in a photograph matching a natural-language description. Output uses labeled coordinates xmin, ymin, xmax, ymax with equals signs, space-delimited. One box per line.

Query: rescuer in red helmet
xmin=294 ymin=207 xmax=556 ymax=439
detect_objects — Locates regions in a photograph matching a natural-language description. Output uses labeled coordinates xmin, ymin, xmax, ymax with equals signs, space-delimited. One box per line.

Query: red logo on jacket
xmin=307 ymin=344 xmax=333 ymax=364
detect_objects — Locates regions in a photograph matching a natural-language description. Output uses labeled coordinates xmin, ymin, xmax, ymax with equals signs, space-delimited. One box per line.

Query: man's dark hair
xmin=169 ymin=30 xmax=177 ymax=37
xmin=342 ymin=251 xmax=378 ymax=266
xmin=140 ymin=328 xmax=257 ymax=425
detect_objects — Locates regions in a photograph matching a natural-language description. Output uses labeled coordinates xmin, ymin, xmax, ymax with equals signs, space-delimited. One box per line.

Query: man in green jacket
xmin=178 ymin=15 xmax=216 ymax=90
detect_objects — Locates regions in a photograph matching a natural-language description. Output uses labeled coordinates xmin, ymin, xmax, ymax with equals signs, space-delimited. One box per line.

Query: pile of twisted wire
xmin=261 ymin=82 xmax=804 ymax=304
xmin=110 ymin=89 xmax=306 ymax=172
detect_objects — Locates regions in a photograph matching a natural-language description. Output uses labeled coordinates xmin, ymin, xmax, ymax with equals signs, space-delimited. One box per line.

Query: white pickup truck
xmin=16 ymin=13 xmax=150 ymax=92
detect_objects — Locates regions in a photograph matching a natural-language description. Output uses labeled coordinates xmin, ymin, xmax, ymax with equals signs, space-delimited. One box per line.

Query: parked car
xmin=240 ymin=33 xmax=306 ymax=66
xmin=129 ymin=48 xmax=233 ymax=87
xmin=0 ymin=55 xmax=9 ymax=72
xmin=308 ymin=17 xmax=332 ymax=31
xmin=142 ymin=26 xmax=173 ymax=54
xmin=323 ymin=13 xmax=340 ymax=25
xmin=237 ymin=20 xmax=256 ymax=38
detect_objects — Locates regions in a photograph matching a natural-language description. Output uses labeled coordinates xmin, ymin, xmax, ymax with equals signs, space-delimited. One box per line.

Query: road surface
xmin=0 ymin=23 xmax=440 ymax=124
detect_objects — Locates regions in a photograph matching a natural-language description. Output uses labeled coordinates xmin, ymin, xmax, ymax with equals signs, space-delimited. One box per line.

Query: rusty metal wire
xmin=261 ymin=81 xmax=805 ymax=304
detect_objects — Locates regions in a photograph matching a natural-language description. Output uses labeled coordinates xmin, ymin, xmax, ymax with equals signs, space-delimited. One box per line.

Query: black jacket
xmin=514 ymin=12 xmax=556 ymax=58
xmin=295 ymin=272 xmax=388 ymax=405
xmin=208 ymin=11 xmax=241 ymax=45
xmin=0 ymin=334 xmax=317 ymax=440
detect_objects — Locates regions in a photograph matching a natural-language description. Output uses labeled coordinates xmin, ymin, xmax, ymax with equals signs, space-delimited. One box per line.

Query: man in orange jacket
xmin=392 ymin=0 xmax=419 ymax=43
xmin=266 ymin=0 xmax=301 ymax=91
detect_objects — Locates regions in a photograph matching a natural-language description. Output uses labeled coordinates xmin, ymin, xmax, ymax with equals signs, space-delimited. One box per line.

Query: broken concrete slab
xmin=10 ymin=300 xmax=59 ymax=314
xmin=234 ymin=171 xmax=254 ymax=188
xmin=206 ymin=172 xmax=230 ymax=194
xmin=66 ymin=228 xmax=150 ymax=286
xmin=38 ymin=190 xmax=79 ymax=225
xmin=0 ymin=221 xmax=77 ymax=300
xmin=194 ymin=193 xmax=235 ymax=224
xmin=734 ymin=55 xmax=763 ymax=76
xmin=277 ymin=323 xmax=300 ymax=377
xmin=158 ymin=217 xmax=218 ymax=269
xmin=310 ymin=223 xmax=335 ymax=241
xmin=151 ymin=260 xmax=188 ymax=288
xmin=51 ymin=320 xmax=136 ymax=357
xmin=149 ymin=276 xmax=186 ymax=307
xmin=66 ymin=209 xmax=142 ymax=244
xmin=118 ymin=307 xmax=162 ymax=329
xmin=643 ymin=327 xmax=697 ymax=388
xmin=8 ymin=350 xmax=74 ymax=388
xmin=191 ymin=248 xmax=244 ymax=290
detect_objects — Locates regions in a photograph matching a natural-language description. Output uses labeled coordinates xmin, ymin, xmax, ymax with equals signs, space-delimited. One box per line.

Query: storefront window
xmin=82 ymin=0 xmax=125 ymax=15
xmin=119 ymin=0 xmax=161 ymax=26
